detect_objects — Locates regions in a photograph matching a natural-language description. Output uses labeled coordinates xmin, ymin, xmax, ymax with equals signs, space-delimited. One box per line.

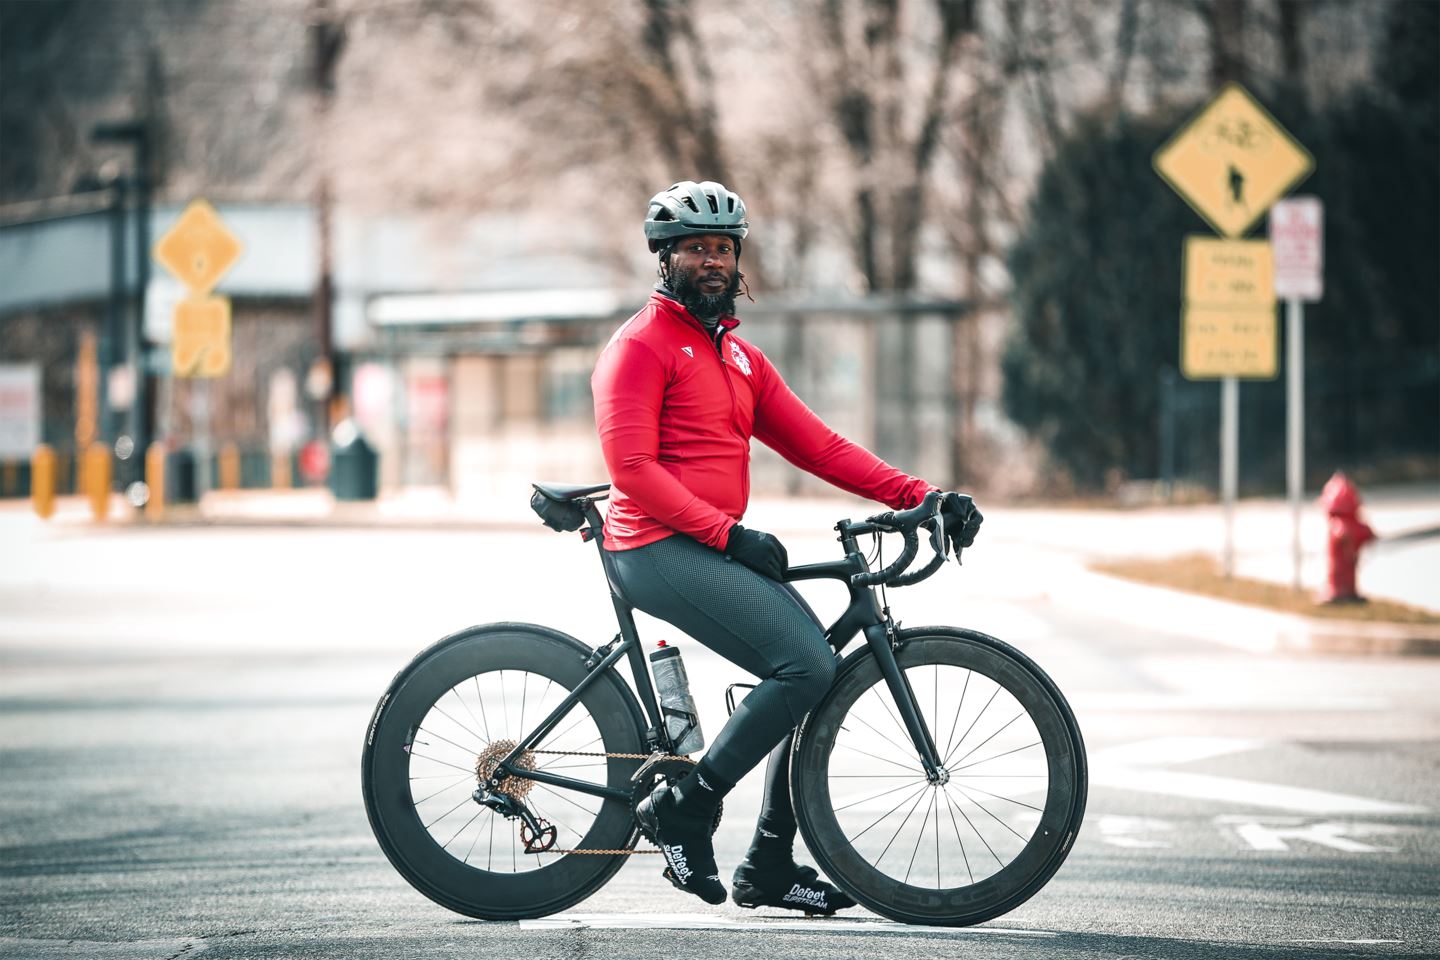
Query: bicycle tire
xmin=362 ymin=622 xmax=647 ymax=920
xmin=791 ymin=627 xmax=1086 ymax=926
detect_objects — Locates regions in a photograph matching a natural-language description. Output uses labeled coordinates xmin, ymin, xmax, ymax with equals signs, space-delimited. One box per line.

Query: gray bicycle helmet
xmin=644 ymin=180 xmax=749 ymax=253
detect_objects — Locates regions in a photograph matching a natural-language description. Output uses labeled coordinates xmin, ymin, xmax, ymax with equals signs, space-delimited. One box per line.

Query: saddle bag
xmin=529 ymin=488 xmax=588 ymax=532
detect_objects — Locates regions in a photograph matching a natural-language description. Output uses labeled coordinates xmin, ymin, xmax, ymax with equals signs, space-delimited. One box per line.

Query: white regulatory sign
xmin=1270 ymin=196 xmax=1323 ymax=301
xmin=0 ymin=363 xmax=42 ymax=458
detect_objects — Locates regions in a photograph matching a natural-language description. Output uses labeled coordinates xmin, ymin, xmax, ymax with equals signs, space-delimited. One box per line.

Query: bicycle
xmin=361 ymin=484 xmax=1087 ymax=926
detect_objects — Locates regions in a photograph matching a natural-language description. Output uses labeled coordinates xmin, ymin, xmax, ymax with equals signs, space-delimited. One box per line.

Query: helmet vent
xmin=681 ymin=196 xmax=700 ymax=213
xmin=705 ymin=194 xmax=719 ymax=214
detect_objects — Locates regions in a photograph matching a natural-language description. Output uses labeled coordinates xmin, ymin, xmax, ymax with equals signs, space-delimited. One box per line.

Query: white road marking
xmin=1217 ymin=816 xmax=1402 ymax=853
xmin=1286 ymin=940 xmax=1404 ymax=945
xmin=1091 ymin=738 xmax=1428 ymax=815
xmin=1097 ymin=814 xmax=1174 ymax=849
xmin=1091 ymin=736 xmax=1263 ymax=767
xmin=518 ymin=914 xmax=1057 ymax=936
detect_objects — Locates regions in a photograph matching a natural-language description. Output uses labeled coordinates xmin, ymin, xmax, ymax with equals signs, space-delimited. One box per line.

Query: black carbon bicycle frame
xmin=488 ymin=502 xmax=946 ymax=806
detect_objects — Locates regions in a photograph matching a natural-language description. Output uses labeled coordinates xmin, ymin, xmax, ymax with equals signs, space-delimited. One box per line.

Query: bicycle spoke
xmin=409 ymin=753 xmax=477 ymax=775
xmin=541 ymin=713 xmax=596 ymax=754
xmin=954 ymin=739 xmax=1043 ymax=773
xmin=832 ymin=777 xmax=929 ymax=813
xmin=848 ymin=705 xmax=925 ymax=764
xmin=414 ymin=773 xmax=473 ymax=805
xmin=903 ymin=788 xmax=938 ymax=885
xmin=950 ymin=710 xmax=1023 ymax=769
xmin=429 ymin=704 xmax=488 ymax=750
xmin=829 ymin=773 xmax=925 ymax=778
xmin=533 ymin=783 xmax=601 ymax=819
xmin=499 ymin=670 xmax=509 ymax=739
xmin=874 ymin=782 xmax=932 ymax=868
xmin=953 ymin=784 xmax=1032 ymax=844
xmin=942 ymin=685 xmax=1000 ymax=767
xmin=442 ymin=808 xmax=484 ymax=850
xmin=848 ymin=780 xmax=931 ymax=843
xmin=940 ymin=784 xmax=975 ymax=885
xmin=424 ymin=793 xmax=477 ymax=830
xmin=867 ymin=684 xmax=914 ymax=748
xmin=943 ymin=669 xmax=972 ymax=761
xmin=959 ymin=783 xmax=1044 ymax=812
xmin=448 ymin=685 xmax=488 ymax=746
xmin=941 ymin=783 xmax=1004 ymax=868
xmin=524 ymin=673 xmax=535 ymax=742
xmin=473 ymin=674 xmax=492 ymax=742
xmin=833 ymin=739 xmax=926 ymax=775
xmin=934 ymin=783 xmax=942 ymax=889
xmin=462 ymin=807 xmax=488 ymax=865
xmin=419 ymin=724 xmax=487 ymax=758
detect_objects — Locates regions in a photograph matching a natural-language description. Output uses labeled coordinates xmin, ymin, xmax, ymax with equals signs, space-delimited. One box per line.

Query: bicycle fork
xmin=862 ymin=622 xmax=948 ymax=784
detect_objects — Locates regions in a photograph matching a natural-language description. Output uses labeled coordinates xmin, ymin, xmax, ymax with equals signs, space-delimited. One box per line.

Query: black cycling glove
xmin=940 ymin=492 xmax=983 ymax=553
xmin=725 ymin=524 xmax=789 ymax=580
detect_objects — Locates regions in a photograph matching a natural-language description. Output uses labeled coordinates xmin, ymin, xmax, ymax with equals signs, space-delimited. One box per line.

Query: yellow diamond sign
xmin=1154 ymin=84 xmax=1314 ymax=239
xmin=153 ymin=199 xmax=243 ymax=295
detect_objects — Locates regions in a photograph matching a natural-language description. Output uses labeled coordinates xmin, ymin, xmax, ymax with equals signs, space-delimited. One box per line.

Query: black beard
xmin=666 ymin=261 xmax=741 ymax=322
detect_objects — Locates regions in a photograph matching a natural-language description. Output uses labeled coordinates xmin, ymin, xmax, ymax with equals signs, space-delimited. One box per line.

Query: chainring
xmin=629 ymin=754 xmax=722 ymax=838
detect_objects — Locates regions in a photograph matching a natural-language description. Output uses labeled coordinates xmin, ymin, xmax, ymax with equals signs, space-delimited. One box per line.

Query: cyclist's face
xmin=668 ymin=234 xmax=737 ymax=294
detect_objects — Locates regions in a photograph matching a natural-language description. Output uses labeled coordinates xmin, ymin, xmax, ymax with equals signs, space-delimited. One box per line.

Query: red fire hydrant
xmin=1319 ymin=472 xmax=1376 ymax=603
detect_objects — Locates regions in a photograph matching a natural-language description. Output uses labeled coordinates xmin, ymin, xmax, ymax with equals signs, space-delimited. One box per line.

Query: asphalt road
xmin=1 ymin=515 xmax=1436 ymax=959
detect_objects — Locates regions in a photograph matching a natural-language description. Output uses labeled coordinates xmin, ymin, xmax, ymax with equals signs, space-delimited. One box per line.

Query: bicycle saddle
xmin=531 ymin=481 xmax=612 ymax=502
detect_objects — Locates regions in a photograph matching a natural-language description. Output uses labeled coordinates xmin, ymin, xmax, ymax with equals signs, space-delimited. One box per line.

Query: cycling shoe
xmin=635 ymin=784 xmax=727 ymax=905
xmin=731 ymin=858 xmax=856 ymax=916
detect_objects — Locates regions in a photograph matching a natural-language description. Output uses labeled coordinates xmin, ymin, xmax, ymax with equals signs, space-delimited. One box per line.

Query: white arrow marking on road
xmin=519 ymin=914 xmax=1058 ymax=936
xmin=1218 ymin=816 xmax=1402 ymax=853
xmin=1091 ymin=737 xmax=1427 ymax=815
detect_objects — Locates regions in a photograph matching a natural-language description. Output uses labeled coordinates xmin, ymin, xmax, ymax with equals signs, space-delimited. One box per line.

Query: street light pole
xmin=91 ymin=120 xmax=153 ymax=495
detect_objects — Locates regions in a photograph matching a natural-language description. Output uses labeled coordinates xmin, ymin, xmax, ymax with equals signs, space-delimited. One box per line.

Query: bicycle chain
xmin=513 ymin=749 xmax=688 ymax=855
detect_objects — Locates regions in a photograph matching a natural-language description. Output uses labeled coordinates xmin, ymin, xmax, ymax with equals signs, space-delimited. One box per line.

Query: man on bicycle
xmin=592 ymin=180 xmax=983 ymax=912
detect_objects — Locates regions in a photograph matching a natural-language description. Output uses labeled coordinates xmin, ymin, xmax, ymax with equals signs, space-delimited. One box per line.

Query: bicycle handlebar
xmin=848 ymin=490 xmax=948 ymax=588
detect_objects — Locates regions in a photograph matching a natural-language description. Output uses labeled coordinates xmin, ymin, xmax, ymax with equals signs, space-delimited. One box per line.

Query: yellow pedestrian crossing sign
xmin=153 ymin=199 xmax=243 ymax=295
xmin=1154 ymin=84 xmax=1314 ymax=238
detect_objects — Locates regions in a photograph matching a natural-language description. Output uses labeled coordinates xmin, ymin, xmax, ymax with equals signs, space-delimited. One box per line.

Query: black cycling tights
xmin=607 ymin=533 xmax=833 ymax=841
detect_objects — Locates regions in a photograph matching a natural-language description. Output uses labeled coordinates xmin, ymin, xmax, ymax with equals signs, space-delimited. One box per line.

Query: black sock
xmin=672 ymin=757 xmax=733 ymax=817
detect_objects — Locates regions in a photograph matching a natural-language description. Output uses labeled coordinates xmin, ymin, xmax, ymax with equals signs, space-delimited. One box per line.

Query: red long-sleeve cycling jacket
xmin=592 ymin=291 xmax=934 ymax=551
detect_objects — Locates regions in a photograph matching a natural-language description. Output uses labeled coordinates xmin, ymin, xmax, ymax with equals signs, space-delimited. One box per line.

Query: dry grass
xmin=1093 ymin=554 xmax=1440 ymax=625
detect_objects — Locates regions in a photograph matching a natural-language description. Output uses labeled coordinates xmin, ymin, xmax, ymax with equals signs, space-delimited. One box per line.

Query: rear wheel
xmin=791 ymin=628 xmax=1086 ymax=926
xmin=362 ymin=623 xmax=646 ymax=919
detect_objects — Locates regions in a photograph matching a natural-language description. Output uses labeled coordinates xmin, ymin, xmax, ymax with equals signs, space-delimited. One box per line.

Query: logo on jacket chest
xmin=728 ymin=340 xmax=753 ymax=376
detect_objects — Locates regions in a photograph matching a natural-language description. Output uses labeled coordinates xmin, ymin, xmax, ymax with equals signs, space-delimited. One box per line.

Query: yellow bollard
xmin=272 ymin=452 xmax=292 ymax=490
xmin=32 ymin=444 xmax=57 ymax=519
xmin=146 ymin=443 xmax=167 ymax=520
xmin=85 ymin=442 xmax=112 ymax=521
xmin=218 ymin=442 xmax=241 ymax=491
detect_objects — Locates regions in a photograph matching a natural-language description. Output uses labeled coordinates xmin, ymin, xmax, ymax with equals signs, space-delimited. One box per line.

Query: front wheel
xmin=362 ymin=623 xmax=647 ymax=920
xmin=791 ymin=628 xmax=1086 ymax=926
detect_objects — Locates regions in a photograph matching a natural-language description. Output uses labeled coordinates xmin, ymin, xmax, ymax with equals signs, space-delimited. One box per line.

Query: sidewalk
xmin=13 ymin=480 xmax=1439 ymax=651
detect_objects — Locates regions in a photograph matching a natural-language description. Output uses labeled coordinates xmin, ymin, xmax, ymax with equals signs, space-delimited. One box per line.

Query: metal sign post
xmin=1222 ymin=375 xmax=1239 ymax=577
xmin=1285 ymin=298 xmax=1303 ymax=589
xmin=1271 ymin=196 xmax=1324 ymax=592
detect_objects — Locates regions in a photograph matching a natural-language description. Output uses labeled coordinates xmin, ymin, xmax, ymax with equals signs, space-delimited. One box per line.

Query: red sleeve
xmin=750 ymin=348 xmax=936 ymax=510
xmin=592 ymin=336 xmax=737 ymax=548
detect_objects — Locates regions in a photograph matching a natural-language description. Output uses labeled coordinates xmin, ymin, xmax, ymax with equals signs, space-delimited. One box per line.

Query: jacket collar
xmin=650 ymin=290 xmax=741 ymax=335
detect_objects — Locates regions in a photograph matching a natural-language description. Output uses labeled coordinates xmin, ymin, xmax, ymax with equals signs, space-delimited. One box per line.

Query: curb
xmin=1071 ymin=569 xmax=1440 ymax=657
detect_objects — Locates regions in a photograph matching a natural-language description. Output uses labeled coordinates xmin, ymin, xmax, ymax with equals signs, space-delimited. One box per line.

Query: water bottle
xmin=649 ymin=640 xmax=705 ymax=755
